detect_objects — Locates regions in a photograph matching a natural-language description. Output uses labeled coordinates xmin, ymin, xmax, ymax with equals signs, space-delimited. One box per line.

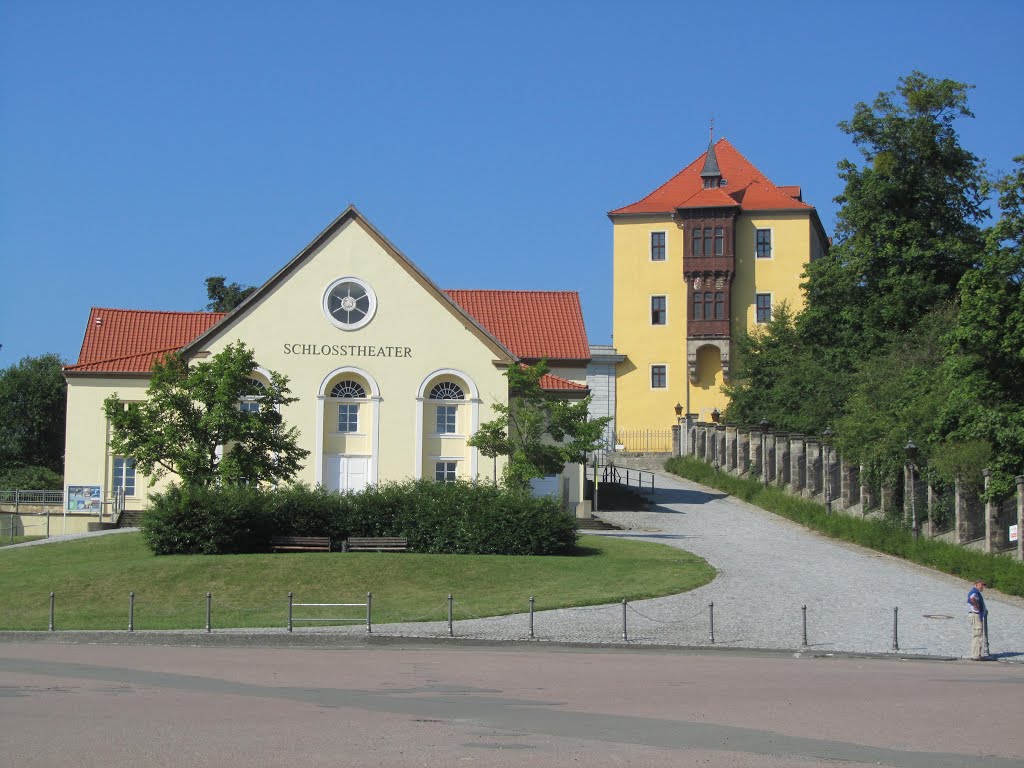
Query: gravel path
xmin=7 ymin=474 xmax=1023 ymax=659
xmin=316 ymin=470 xmax=1024 ymax=658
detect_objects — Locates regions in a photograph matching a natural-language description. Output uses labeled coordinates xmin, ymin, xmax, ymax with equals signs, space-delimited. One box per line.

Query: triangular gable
xmin=181 ymin=206 xmax=517 ymax=364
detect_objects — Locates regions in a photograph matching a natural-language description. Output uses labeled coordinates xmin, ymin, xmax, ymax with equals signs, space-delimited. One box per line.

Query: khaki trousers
xmin=970 ymin=613 xmax=988 ymax=659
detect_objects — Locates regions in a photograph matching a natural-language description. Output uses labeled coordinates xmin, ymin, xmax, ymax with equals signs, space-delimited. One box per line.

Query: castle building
xmin=62 ymin=207 xmax=592 ymax=524
xmin=609 ymin=137 xmax=828 ymax=443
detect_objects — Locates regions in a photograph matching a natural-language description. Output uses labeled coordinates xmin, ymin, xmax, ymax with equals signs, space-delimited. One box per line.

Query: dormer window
xmin=703 ymin=177 xmax=719 ymax=189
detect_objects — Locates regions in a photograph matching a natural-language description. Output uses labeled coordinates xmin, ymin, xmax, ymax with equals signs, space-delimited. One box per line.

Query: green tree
xmin=0 ymin=353 xmax=67 ymax=476
xmin=833 ymin=304 xmax=957 ymax=486
xmin=801 ymin=72 xmax=987 ymax=359
xmin=941 ymin=157 xmax=1024 ymax=498
xmin=722 ymin=303 xmax=845 ymax=435
xmin=205 ymin=276 xmax=256 ymax=312
xmin=103 ymin=342 xmax=309 ymax=487
xmin=469 ymin=360 xmax=610 ymax=490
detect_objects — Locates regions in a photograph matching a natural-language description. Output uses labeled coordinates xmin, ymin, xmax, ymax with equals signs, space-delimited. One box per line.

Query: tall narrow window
xmin=756 ymin=229 xmax=772 ymax=258
xmin=693 ymin=291 xmax=704 ymax=320
xmin=756 ymin=293 xmax=772 ymax=323
xmin=650 ymin=231 xmax=666 ymax=261
xmin=113 ymin=457 xmax=136 ymax=496
xmin=703 ymin=291 xmax=714 ymax=320
xmin=692 ymin=228 xmax=702 ymax=258
xmin=715 ymin=292 xmax=725 ymax=320
xmin=651 ymin=295 xmax=667 ymax=325
xmin=714 ymin=226 xmax=724 ymax=256
xmin=651 ymin=365 xmax=667 ymax=388
xmin=337 ymin=404 xmax=359 ymax=433
xmin=436 ymin=405 xmax=458 ymax=434
xmin=703 ymin=227 xmax=713 ymax=257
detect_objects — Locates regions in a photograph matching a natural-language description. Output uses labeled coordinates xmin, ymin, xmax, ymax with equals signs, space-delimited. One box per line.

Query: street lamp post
xmin=822 ymin=427 xmax=833 ymax=514
xmin=905 ymin=440 xmax=919 ymax=540
xmin=674 ymin=402 xmax=683 ymax=457
xmin=759 ymin=419 xmax=770 ymax=487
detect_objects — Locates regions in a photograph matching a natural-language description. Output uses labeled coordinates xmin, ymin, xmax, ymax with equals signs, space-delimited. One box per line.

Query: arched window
xmin=429 ymin=381 xmax=465 ymax=401
xmin=331 ymin=380 xmax=366 ymax=399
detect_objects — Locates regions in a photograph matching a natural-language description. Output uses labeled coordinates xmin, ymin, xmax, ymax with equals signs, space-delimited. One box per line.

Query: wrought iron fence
xmin=614 ymin=429 xmax=672 ymax=453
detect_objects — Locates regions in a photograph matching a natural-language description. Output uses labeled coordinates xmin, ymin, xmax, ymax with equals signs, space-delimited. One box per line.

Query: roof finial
xmin=709 ymin=116 xmax=715 ymax=146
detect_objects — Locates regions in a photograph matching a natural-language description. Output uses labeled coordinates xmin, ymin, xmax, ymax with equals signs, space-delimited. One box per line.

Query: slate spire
xmin=700 ymin=120 xmax=722 ymax=187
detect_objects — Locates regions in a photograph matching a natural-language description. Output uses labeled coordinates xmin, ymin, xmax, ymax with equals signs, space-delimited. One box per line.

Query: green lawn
xmin=0 ymin=532 xmax=715 ymax=631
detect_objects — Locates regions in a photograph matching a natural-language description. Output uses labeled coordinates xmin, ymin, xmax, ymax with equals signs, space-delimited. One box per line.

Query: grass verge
xmin=0 ymin=532 xmax=714 ymax=631
xmin=665 ymin=456 xmax=1024 ymax=597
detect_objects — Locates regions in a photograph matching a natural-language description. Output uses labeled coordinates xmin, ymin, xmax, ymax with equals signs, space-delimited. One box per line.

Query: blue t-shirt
xmin=967 ymin=587 xmax=987 ymax=617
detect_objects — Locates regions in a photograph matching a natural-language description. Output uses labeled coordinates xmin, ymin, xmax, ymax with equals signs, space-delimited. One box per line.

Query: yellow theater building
xmin=62 ymin=207 xmax=592 ymax=525
xmin=609 ymin=137 xmax=828 ymax=442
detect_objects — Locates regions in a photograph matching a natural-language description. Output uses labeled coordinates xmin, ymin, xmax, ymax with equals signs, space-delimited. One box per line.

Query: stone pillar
xmin=725 ymin=425 xmax=737 ymax=473
xmin=763 ymin=432 xmax=776 ymax=484
xmin=789 ymin=435 xmax=805 ymax=494
xmin=859 ymin=464 xmax=874 ymax=512
xmin=805 ymin=439 xmax=821 ymax=498
xmin=925 ymin=484 xmax=935 ymax=538
xmin=1016 ymin=476 xmax=1024 ymax=561
xmin=954 ymin=477 xmax=966 ymax=545
xmin=717 ymin=425 xmax=727 ymax=469
xmin=774 ymin=433 xmax=789 ymax=487
xmin=696 ymin=423 xmax=707 ymax=460
xmin=686 ymin=414 xmax=698 ymax=456
xmin=983 ymin=469 xmax=1006 ymax=554
xmin=737 ymin=430 xmax=750 ymax=476
xmin=880 ymin=483 xmax=895 ymax=516
xmin=672 ymin=424 xmax=681 ymax=457
xmin=840 ymin=459 xmax=855 ymax=508
xmin=750 ymin=429 xmax=763 ymax=480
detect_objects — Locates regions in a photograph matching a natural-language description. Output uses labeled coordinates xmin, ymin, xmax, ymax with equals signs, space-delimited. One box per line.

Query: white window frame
xmin=755 ymin=227 xmax=774 ymax=259
xmin=337 ymin=403 xmax=360 ymax=433
xmin=434 ymin=459 xmax=459 ymax=482
xmin=650 ymin=363 xmax=668 ymax=390
xmin=435 ymin=404 xmax=459 ymax=435
xmin=113 ymin=457 xmax=137 ymax=497
xmin=650 ymin=230 xmax=667 ymax=261
xmin=755 ymin=292 xmax=773 ymax=324
xmin=650 ymin=295 xmax=667 ymax=326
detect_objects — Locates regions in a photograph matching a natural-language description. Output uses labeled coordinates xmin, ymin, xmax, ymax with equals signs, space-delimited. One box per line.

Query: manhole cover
xmin=923 ymin=614 xmax=954 ymax=620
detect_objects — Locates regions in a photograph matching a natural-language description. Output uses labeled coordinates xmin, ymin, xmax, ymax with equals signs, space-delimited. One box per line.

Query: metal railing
xmin=614 ymin=429 xmax=673 ymax=453
xmin=600 ymin=465 xmax=655 ymax=491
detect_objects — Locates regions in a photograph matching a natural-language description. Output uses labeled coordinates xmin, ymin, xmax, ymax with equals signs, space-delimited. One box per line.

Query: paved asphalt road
xmin=1 ymin=640 xmax=1021 ymax=767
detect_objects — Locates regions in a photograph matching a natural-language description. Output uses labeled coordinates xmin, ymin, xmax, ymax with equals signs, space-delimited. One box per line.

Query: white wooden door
xmin=324 ymin=455 xmax=370 ymax=493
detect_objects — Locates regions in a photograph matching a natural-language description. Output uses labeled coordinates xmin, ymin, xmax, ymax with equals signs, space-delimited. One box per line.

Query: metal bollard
xmin=529 ymin=596 xmax=535 ymax=639
xmin=206 ymin=592 xmax=212 ymax=633
xmin=448 ymin=594 xmax=454 ymax=637
xmin=622 ymin=598 xmax=628 ymax=642
xmin=366 ymin=592 xmax=372 ymax=634
xmin=128 ymin=592 xmax=134 ymax=632
xmin=708 ymin=601 xmax=715 ymax=644
xmin=49 ymin=592 xmax=55 ymax=631
xmin=287 ymin=592 xmax=293 ymax=632
xmin=892 ymin=607 xmax=899 ymax=652
xmin=802 ymin=605 xmax=808 ymax=647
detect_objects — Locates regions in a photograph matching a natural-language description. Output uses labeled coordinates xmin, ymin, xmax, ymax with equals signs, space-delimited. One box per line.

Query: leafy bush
xmin=665 ymin=456 xmax=1024 ymax=597
xmin=143 ymin=483 xmax=274 ymax=554
xmin=0 ymin=465 xmax=63 ymax=490
xmin=141 ymin=479 xmax=578 ymax=556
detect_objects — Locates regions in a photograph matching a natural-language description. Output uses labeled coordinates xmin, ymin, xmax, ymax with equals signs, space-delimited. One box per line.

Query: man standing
xmin=967 ymin=578 xmax=989 ymax=660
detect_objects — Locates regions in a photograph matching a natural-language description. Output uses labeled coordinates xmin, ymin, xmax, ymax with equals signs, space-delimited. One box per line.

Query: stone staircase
xmin=576 ymin=515 xmax=624 ymax=531
xmin=117 ymin=510 xmax=145 ymax=528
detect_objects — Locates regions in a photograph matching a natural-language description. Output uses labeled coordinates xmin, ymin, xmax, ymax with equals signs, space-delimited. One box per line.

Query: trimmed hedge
xmin=664 ymin=456 xmax=1024 ymax=597
xmin=142 ymin=479 xmax=578 ymax=556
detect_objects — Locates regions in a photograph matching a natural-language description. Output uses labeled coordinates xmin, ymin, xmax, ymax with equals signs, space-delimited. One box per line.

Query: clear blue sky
xmin=2 ymin=1 xmax=1021 ymax=369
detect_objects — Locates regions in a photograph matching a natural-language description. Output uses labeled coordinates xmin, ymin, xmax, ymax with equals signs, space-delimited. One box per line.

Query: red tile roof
xmin=67 ymin=291 xmax=591 ymax=374
xmin=538 ymin=373 xmax=588 ymax=392
xmin=445 ymin=290 xmax=590 ymax=361
xmin=66 ymin=308 xmax=225 ymax=373
xmin=610 ymin=138 xmax=813 ymax=215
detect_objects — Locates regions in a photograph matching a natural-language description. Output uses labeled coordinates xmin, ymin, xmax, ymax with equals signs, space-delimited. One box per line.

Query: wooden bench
xmin=271 ymin=535 xmax=331 ymax=552
xmin=344 ymin=536 xmax=408 ymax=552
